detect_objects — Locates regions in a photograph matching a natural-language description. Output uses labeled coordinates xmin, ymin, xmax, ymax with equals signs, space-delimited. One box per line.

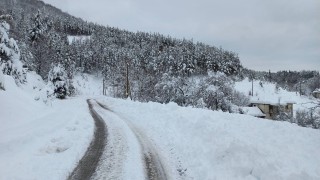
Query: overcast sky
xmin=42 ymin=0 xmax=320 ymax=72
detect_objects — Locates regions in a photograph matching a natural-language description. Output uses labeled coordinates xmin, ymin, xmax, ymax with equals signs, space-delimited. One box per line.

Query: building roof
xmin=313 ymin=88 xmax=320 ymax=93
xmin=241 ymin=107 xmax=266 ymax=117
xmin=250 ymin=100 xmax=295 ymax=106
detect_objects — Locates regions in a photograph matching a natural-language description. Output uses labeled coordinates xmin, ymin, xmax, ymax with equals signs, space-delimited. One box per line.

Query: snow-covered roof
xmin=250 ymin=100 xmax=295 ymax=106
xmin=313 ymin=89 xmax=320 ymax=93
xmin=241 ymin=107 xmax=266 ymax=117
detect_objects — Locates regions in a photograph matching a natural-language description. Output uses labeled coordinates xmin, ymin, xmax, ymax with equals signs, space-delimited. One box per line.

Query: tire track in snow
xmin=96 ymin=100 xmax=169 ymax=180
xmin=68 ymin=99 xmax=107 ymax=180
xmin=91 ymin=102 xmax=129 ymax=180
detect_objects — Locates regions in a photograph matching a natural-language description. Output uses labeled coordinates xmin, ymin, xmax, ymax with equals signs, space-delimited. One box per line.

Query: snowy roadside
xmin=0 ymin=76 xmax=94 ymax=180
xmin=98 ymin=97 xmax=320 ymax=180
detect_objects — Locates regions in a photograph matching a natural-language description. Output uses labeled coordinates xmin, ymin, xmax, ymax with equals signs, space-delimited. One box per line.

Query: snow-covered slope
xmin=98 ymin=97 xmax=320 ymax=180
xmin=73 ymin=73 xmax=103 ymax=96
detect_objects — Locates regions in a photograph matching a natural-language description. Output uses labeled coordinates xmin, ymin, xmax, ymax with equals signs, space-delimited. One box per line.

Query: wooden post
xmin=125 ymin=62 xmax=130 ymax=99
xmin=252 ymin=78 xmax=253 ymax=96
xmin=102 ymin=78 xmax=106 ymax=95
xmin=300 ymin=81 xmax=302 ymax=96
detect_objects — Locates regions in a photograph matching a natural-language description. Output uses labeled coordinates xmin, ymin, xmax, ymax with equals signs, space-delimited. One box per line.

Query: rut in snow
xmin=68 ymin=99 xmax=107 ymax=180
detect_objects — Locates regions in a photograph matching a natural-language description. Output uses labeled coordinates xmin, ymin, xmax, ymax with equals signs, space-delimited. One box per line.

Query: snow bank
xmin=99 ymin=97 xmax=320 ymax=180
xmin=0 ymin=74 xmax=94 ymax=180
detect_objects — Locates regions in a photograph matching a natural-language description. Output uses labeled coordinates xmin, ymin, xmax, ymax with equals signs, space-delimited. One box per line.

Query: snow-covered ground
xmin=98 ymin=97 xmax=320 ymax=180
xmin=1 ymin=74 xmax=320 ymax=180
xmin=0 ymin=74 xmax=94 ymax=180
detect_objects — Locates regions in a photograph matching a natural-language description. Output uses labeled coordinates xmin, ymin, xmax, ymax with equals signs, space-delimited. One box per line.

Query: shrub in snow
xmin=313 ymin=114 xmax=320 ymax=129
xmin=192 ymin=73 xmax=234 ymax=112
xmin=48 ymin=63 xmax=67 ymax=99
xmin=155 ymin=73 xmax=186 ymax=105
xmin=295 ymin=109 xmax=320 ymax=129
xmin=35 ymin=85 xmax=55 ymax=104
xmin=276 ymin=110 xmax=293 ymax=122
xmin=232 ymin=91 xmax=250 ymax=106
xmin=0 ymin=69 xmax=4 ymax=90
xmin=67 ymin=79 xmax=76 ymax=97
xmin=195 ymin=98 xmax=206 ymax=108
xmin=0 ymin=15 xmax=25 ymax=85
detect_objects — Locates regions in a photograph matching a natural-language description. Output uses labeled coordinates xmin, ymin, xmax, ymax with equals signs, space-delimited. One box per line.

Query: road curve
xmin=68 ymin=99 xmax=107 ymax=180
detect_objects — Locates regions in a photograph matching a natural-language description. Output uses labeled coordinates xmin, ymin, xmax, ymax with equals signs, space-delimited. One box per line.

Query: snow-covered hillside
xmin=1 ymin=74 xmax=320 ymax=180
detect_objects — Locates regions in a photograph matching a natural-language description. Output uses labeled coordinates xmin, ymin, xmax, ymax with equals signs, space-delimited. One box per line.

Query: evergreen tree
xmin=28 ymin=10 xmax=48 ymax=76
xmin=29 ymin=10 xmax=46 ymax=43
xmin=0 ymin=14 xmax=25 ymax=84
xmin=48 ymin=63 xmax=67 ymax=99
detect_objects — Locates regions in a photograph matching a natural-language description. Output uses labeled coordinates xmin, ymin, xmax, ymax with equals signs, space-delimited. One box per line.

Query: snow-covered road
xmin=96 ymin=100 xmax=169 ymax=180
xmin=70 ymin=99 xmax=169 ymax=180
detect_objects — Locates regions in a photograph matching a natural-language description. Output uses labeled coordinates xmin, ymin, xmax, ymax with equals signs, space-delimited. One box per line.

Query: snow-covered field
xmin=1 ymin=74 xmax=320 ymax=180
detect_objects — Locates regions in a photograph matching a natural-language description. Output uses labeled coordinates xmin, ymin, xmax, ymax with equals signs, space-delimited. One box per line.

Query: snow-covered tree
xmin=0 ymin=15 xmax=25 ymax=85
xmin=154 ymin=73 xmax=186 ymax=105
xmin=48 ymin=63 xmax=67 ymax=99
xmin=29 ymin=10 xmax=46 ymax=43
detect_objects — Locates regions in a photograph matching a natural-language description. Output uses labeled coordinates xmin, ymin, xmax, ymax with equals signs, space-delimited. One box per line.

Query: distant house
xmin=312 ymin=89 xmax=320 ymax=99
xmin=248 ymin=100 xmax=295 ymax=120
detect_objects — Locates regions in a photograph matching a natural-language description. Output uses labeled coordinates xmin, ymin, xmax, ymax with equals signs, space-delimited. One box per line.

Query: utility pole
xmin=125 ymin=61 xmax=130 ymax=99
xmin=252 ymin=78 xmax=254 ymax=96
xmin=102 ymin=78 xmax=106 ymax=96
xmin=299 ymin=81 xmax=301 ymax=96
xmin=250 ymin=73 xmax=254 ymax=96
xmin=102 ymin=78 xmax=105 ymax=95
xmin=269 ymin=69 xmax=271 ymax=82
xmin=317 ymin=71 xmax=320 ymax=88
